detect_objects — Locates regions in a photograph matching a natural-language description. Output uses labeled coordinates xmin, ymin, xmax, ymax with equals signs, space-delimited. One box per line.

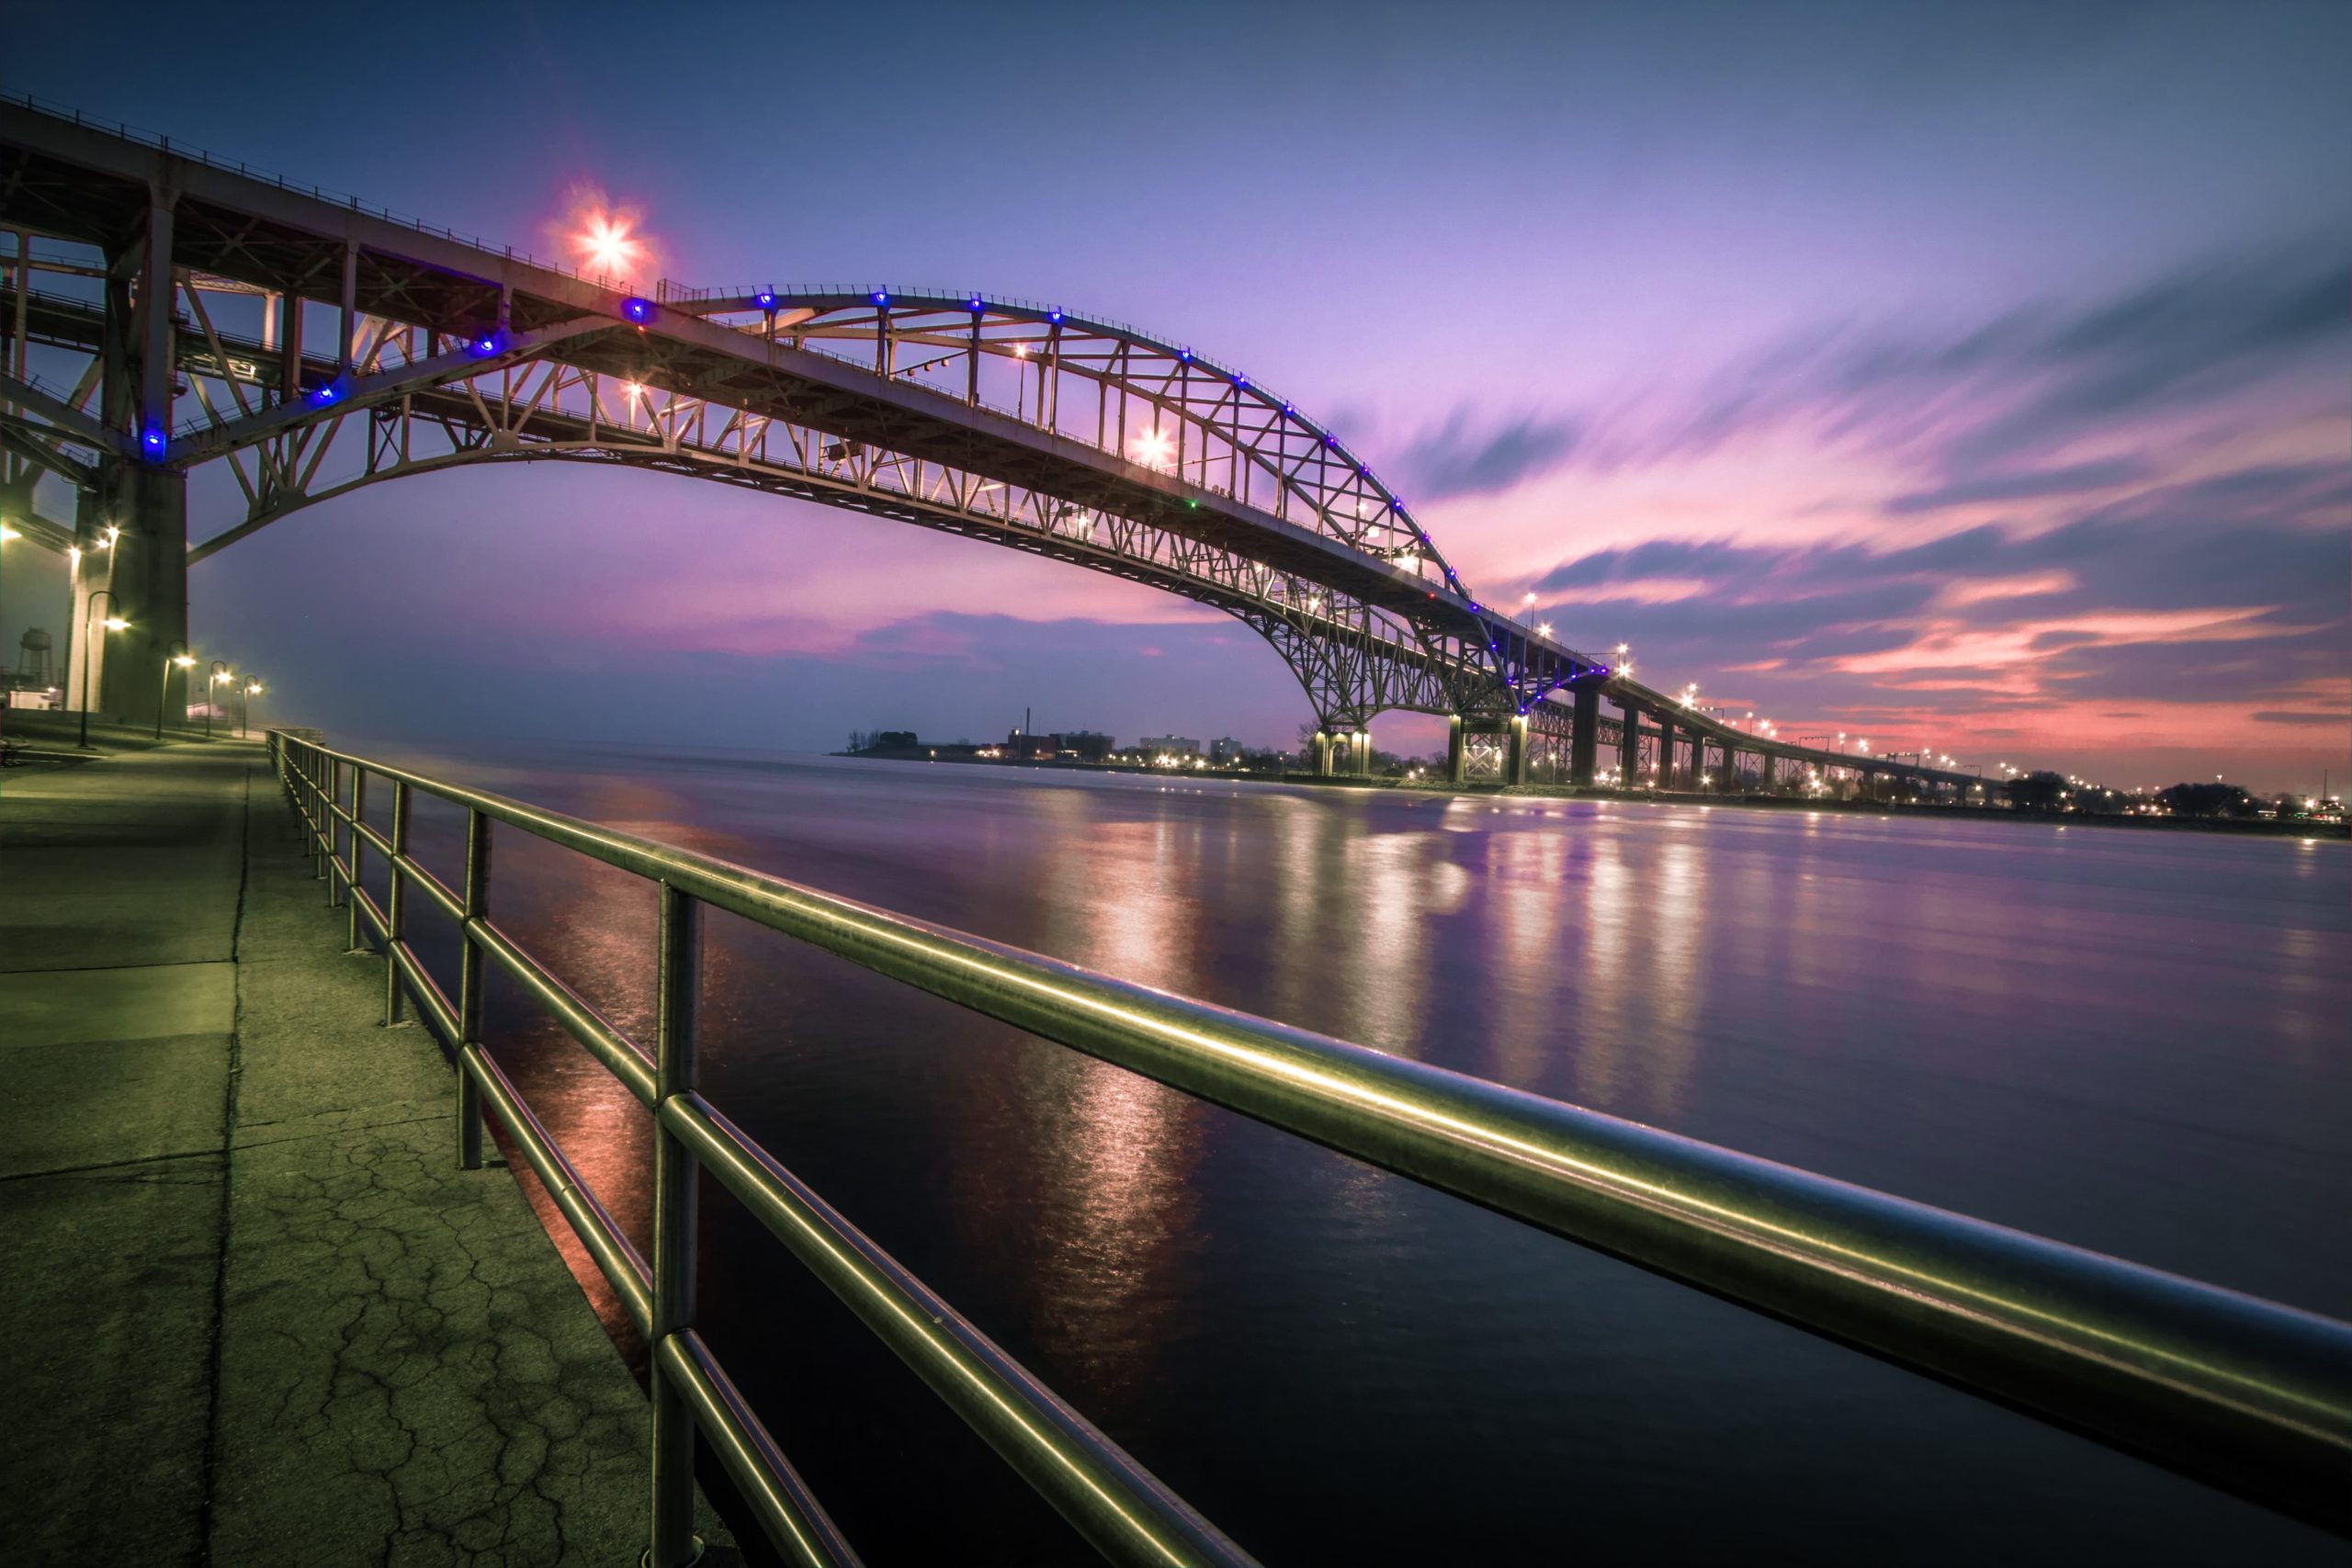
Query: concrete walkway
xmin=1 ymin=741 xmax=727 ymax=1565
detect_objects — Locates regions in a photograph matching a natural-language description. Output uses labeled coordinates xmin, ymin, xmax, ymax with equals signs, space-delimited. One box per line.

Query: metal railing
xmin=269 ymin=731 xmax=2352 ymax=1563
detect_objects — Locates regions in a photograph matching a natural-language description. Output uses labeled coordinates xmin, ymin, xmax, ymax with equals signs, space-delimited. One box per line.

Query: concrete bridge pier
xmin=1507 ymin=714 xmax=1530 ymax=787
xmin=82 ymin=197 xmax=190 ymax=733
xmin=1617 ymin=702 xmax=1641 ymax=786
xmin=1569 ymin=684 xmax=1599 ymax=786
xmin=1317 ymin=726 xmax=1371 ymax=778
xmin=1446 ymin=715 xmax=1466 ymax=784
xmin=93 ymin=459 xmax=188 ymax=731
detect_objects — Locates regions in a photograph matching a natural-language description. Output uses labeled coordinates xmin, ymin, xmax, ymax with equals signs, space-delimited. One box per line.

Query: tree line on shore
xmin=2005 ymin=771 xmax=2336 ymax=820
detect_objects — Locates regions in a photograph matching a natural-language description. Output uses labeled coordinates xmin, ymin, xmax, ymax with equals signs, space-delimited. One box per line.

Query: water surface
xmin=365 ymin=747 xmax=2352 ymax=1564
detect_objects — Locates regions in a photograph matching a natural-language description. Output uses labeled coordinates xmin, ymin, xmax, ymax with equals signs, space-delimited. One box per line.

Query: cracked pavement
xmin=2 ymin=740 xmax=733 ymax=1565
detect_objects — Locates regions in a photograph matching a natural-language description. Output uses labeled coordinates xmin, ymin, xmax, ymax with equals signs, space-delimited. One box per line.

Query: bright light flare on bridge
xmin=1132 ymin=426 xmax=1176 ymax=470
xmin=570 ymin=203 xmax=649 ymax=281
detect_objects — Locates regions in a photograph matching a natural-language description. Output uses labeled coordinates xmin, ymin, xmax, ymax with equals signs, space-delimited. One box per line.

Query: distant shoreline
xmin=832 ymin=748 xmax=2348 ymax=840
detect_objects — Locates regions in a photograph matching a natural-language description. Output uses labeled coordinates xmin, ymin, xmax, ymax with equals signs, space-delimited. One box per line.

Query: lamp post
xmin=207 ymin=661 xmax=232 ymax=740
xmin=239 ymin=679 xmax=264 ymax=739
xmin=156 ymin=641 xmax=195 ymax=739
xmin=76 ymin=591 xmax=126 ymax=749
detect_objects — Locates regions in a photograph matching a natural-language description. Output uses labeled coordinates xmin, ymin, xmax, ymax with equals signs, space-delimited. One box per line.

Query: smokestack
xmin=1025 ymin=706 xmax=1032 ymax=737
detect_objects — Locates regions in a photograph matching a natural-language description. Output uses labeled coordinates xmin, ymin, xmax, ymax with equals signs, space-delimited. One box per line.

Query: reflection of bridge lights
xmin=1131 ymin=426 xmax=1175 ymax=469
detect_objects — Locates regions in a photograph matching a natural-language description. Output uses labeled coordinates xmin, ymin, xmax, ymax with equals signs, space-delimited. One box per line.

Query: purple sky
xmin=8 ymin=1 xmax=2346 ymax=790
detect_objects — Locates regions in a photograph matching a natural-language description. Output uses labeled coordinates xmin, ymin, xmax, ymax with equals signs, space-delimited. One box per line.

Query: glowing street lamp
xmin=155 ymin=640 xmax=195 ymax=740
xmin=76 ymin=591 xmax=127 ymax=749
xmin=239 ymin=680 xmax=265 ymax=739
xmin=1536 ymin=622 xmax=1553 ymax=638
xmin=207 ymin=661 xmax=233 ymax=741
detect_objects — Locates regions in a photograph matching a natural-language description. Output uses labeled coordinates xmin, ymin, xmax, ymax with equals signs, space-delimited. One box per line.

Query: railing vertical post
xmin=345 ymin=768 xmax=368 ymax=952
xmin=335 ymin=761 xmax=347 ymax=887
xmin=455 ymin=807 xmax=491 ymax=1169
xmin=649 ymin=882 xmax=702 ymax=1567
xmin=333 ymin=761 xmax=348 ymax=908
xmin=383 ymin=780 xmax=411 ymax=1026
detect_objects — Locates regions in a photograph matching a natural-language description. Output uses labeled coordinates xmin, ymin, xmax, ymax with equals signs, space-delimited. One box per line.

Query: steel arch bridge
xmin=0 ymin=96 xmax=1987 ymax=799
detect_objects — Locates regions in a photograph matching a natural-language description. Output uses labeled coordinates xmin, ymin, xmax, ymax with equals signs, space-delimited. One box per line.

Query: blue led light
xmin=1325 ymin=434 xmax=1338 ymax=446
xmin=470 ymin=334 xmax=500 ymax=356
xmin=752 ymin=290 xmax=778 ymax=310
xmin=873 ymin=289 xmax=889 ymax=306
xmin=621 ymin=297 xmax=653 ymax=323
xmin=1048 ymin=309 xmax=1063 ymax=323
xmin=969 ymin=295 xmax=985 ymax=312
xmin=1233 ymin=374 xmax=1247 ymax=388
xmin=140 ymin=426 xmax=165 ymax=457
xmin=1178 ymin=347 xmax=1192 ymax=362
xmin=308 ymin=382 xmax=341 ymax=405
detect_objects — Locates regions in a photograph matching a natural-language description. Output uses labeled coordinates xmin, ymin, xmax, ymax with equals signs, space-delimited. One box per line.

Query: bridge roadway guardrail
xmin=268 ymin=731 xmax=2352 ymax=1564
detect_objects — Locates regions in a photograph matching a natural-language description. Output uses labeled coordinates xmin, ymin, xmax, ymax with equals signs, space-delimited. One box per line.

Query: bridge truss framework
xmin=0 ymin=96 xmax=1989 ymax=802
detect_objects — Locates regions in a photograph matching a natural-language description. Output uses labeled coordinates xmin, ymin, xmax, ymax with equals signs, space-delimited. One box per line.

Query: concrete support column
xmin=1659 ymin=723 xmax=1680 ymax=788
xmin=1447 ymin=714 xmax=1466 ymax=784
xmin=96 ymin=460 xmax=188 ymax=728
xmin=1569 ymin=684 xmax=1599 ymax=786
xmin=1617 ymin=702 xmax=1640 ymax=787
xmin=87 ymin=192 xmax=187 ymax=729
xmin=1507 ymin=715 xmax=1529 ymax=786
xmin=1349 ymin=729 xmax=1371 ymax=778
xmin=1312 ymin=729 xmax=1333 ymax=777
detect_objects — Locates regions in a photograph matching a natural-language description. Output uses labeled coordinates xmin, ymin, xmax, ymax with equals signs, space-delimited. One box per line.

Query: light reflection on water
xmin=374 ymin=745 xmax=2352 ymax=1566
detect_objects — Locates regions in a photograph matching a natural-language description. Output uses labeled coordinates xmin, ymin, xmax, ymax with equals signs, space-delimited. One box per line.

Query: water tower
xmin=17 ymin=628 xmax=53 ymax=685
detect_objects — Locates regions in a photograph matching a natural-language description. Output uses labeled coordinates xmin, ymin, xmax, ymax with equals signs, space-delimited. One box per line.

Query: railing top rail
xmin=268 ymin=732 xmax=2352 ymax=1540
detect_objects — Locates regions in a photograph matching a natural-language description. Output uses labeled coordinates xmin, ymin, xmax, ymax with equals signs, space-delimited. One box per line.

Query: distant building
xmin=1007 ymin=728 xmax=1057 ymax=762
xmin=1139 ymin=735 xmax=1201 ymax=760
xmin=1208 ymin=737 xmax=1248 ymax=765
xmin=1056 ymin=730 xmax=1114 ymax=762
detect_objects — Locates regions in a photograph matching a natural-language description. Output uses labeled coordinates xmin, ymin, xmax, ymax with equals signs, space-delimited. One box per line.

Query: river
xmin=363 ymin=745 xmax=2351 ymax=1564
